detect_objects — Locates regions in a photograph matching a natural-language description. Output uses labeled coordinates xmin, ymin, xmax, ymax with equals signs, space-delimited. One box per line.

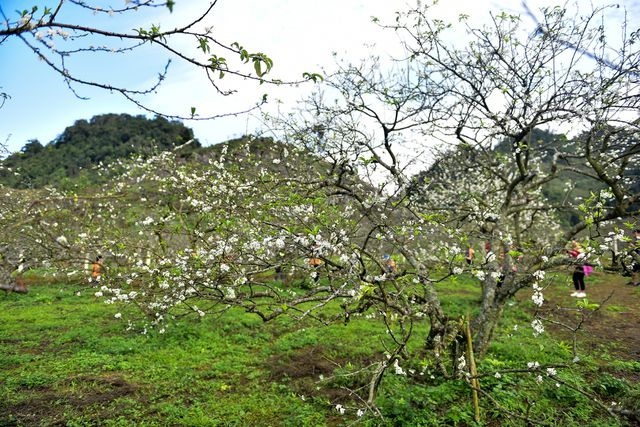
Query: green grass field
xmin=1 ymin=272 xmax=639 ymax=426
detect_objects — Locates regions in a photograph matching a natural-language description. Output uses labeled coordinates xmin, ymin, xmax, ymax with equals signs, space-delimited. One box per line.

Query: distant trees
xmin=20 ymin=139 xmax=44 ymax=155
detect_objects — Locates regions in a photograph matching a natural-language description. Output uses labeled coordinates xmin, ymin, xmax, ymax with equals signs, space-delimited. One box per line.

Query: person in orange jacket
xmin=90 ymin=255 xmax=103 ymax=283
xmin=383 ymin=254 xmax=397 ymax=275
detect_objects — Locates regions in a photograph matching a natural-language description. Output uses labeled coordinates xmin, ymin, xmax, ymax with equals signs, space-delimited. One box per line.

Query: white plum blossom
xmin=532 ymin=285 xmax=544 ymax=307
xmin=393 ymin=359 xmax=406 ymax=375
xmin=114 ymin=313 xmax=122 ymax=319
xmin=473 ymin=270 xmax=486 ymax=281
xmin=531 ymin=319 xmax=545 ymax=336
xmin=457 ymin=355 xmax=467 ymax=371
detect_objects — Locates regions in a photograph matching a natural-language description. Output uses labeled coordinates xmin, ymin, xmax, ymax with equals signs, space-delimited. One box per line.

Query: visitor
xmin=383 ymin=254 xmax=397 ymax=276
xmin=568 ymin=241 xmax=587 ymax=298
xmin=90 ymin=255 xmax=103 ymax=284
xmin=495 ymin=245 xmax=519 ymax=288
xmin=308 ymin=256 xmax=322 ymax=283
xmin=465 ymin=245 xmax=475 ymax=265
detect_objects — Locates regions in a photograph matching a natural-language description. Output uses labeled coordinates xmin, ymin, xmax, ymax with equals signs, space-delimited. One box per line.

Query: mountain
xmin=0 ymin=114 xmax=199 ymax=189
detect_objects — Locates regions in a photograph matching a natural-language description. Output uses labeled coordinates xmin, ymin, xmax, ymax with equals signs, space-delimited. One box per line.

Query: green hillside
xmin=0 ymin=114 xmax=199 ymax=189
xmin=410 ymin=127 xmax=640 ymax=226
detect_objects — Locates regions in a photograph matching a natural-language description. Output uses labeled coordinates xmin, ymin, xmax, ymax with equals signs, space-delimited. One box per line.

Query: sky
xmin=1 ymin=0 xmax=638 ymax=155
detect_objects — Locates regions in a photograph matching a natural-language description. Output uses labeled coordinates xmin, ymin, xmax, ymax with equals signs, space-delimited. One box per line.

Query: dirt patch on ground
xmin=268 ymin=345 xmax=380 ymax=404
xmin=0 ymin=375 xmax=138 ymax=426
xmin=269 ymin=345 xmax=337 ymax=380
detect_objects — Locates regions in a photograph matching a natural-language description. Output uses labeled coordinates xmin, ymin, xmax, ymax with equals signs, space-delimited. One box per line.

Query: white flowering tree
xmin=393 ymin=2 xmax=640 ymax=354
xmin=2 ymin=1 xmax=639 ymax=423
xmin=267 ymin=1 xmax=640 ymax=358
xmin=5 ymin=136 xmax=456 ymax=406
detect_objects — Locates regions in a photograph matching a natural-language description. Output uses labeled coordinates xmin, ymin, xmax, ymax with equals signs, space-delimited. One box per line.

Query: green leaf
xmin=576 ymin=299 xmax=600 ymax=310
xmin=253 ymin=60 xmax=263 ymax=77
xmin=302 ymin=72 xmax=324 ymax=83
xmin=198 ymin=38 xmax=210 ymax=54
xmin=166 ymin=0 xmax=175 ymax=13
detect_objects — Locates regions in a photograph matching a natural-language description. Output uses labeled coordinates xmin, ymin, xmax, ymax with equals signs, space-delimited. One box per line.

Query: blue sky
xmin=0 ymin=0 xmax=404 ymax=153
xmin=1 ymin=0 xmax=638 ymax=155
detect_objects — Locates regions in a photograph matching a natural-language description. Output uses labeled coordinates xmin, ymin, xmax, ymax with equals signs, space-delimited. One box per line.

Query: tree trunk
xmin=471 ymin=263 xmax=510 ymax=358
xmin=471 ymin=293 xmax=505 ymax=358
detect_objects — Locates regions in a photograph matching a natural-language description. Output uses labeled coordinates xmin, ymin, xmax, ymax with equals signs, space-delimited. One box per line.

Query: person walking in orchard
xmin=90 ymin=255 xmax=103 ymax=284
xmin=568 ymin=241 xmax=587 ymax=298
xmin=308 ymin=255 xmax=322 ymax=283
xmin=382 ymin=254 xmax=397 ymax=276
xmin=465 ymin=244 xmax=475 ymax=265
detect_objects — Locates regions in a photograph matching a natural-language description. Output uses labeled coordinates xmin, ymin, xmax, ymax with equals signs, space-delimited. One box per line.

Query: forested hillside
xmin=411 ymin=127 xmax=639 ymax=226
xmin=0 ymin=114 xmax=199 ymax=188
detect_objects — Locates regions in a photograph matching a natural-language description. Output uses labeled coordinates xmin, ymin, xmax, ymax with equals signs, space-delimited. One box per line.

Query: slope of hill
xmin=408 ymin=128 xmax=638 ymax=226
xmin=0 ymin=114 xmax=199 ymax=188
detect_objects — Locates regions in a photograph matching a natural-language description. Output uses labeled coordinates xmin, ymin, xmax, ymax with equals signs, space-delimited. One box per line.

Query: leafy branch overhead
xmin=0 ymin=1 xmax=317 ymax=121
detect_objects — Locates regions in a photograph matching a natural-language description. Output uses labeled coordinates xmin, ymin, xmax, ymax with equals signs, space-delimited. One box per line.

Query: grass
xmin=0 ymin=273 xmax=638 ymax=426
